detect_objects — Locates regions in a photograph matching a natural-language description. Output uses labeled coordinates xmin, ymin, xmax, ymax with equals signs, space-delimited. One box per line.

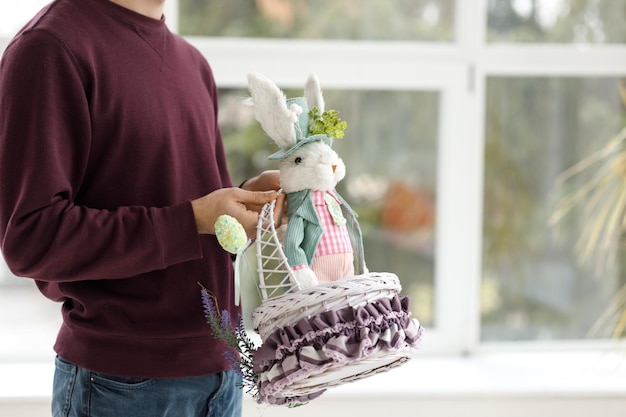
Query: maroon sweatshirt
xmin=0 ymin=0 xmax=237 ymax=377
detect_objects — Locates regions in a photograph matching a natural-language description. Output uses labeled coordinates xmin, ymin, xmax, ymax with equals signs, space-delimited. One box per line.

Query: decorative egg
xmin=215 ymin=214 xmax=248 ymax=254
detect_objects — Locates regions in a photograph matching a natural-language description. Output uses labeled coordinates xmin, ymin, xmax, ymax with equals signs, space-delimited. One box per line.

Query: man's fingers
xmin=235 ymin=190 xmax=275 ymax=225
xmin=273 ymin=193 xmax=286 ymax=227
xmin=233 ymin=188 xmax=277 ymax=205
xmin=249 ymin=190 xmax=277 ymax=205
xmin=238 ymin=211 xmax=261 ymax=236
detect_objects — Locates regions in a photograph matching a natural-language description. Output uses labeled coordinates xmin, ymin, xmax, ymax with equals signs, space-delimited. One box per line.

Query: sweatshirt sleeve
xmin=0 ymin=30 xmax=203 ymax=282
xmin=204 ymin=62 xmax=233 ymax=189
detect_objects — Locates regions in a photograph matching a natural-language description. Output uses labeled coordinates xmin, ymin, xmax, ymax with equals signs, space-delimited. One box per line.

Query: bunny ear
xmin=246 ymin=72 xmax=297 ymax=150
xmin=304 ymin=73 xmax=325 ymax=113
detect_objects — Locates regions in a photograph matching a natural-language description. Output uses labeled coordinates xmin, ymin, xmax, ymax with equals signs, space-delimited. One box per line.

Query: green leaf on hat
xmin=308 ymin=107 xmax=347 ymax=139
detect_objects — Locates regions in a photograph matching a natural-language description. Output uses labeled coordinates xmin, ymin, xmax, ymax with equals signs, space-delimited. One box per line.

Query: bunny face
xmin=279 ymin=141 xmax=346 ymax=194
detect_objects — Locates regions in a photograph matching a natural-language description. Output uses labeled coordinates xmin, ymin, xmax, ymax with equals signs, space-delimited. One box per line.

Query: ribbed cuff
xmin=151 ymin=201 xmax=203 ymax=268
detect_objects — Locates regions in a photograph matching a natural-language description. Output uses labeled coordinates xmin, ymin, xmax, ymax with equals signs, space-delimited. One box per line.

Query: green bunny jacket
xmin=283 ymin=189 xmax=366 ymax=274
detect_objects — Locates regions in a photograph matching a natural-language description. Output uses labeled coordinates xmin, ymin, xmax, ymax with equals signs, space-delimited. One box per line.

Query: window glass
xmin=487 ymin=0 xmax=626 ymax=43
xmin=482 ymin=76 xmax=626 ymax=341
xmin=179 ymin=0 xmax=455 ymax=41
xmin=0 ymin=0 xmax=50 ymax=37
xmin=0 ymin=267 xmax=61 ymax=361
xmin=220 ymin=88 xmax=439 ymax=326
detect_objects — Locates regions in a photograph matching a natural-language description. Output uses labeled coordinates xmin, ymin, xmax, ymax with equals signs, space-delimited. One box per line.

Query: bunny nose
xmin=332 ymin=165 xmax=337 ymax=173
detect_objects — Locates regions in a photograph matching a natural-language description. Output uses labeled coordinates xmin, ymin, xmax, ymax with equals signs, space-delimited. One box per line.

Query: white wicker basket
xmin=252 ymin=272 xmax=404 ymax=339
xmin=250 ymin=198 xmax=422 ymax=405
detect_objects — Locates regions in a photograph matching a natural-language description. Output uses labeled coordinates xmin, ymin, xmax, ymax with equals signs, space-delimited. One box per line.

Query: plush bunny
xmin=246 ymin=73 xmax=367 ymax=290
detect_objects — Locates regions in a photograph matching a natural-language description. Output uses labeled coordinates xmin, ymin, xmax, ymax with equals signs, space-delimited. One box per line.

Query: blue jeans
xmin=52 ymin=356 xmax=242 ymax=417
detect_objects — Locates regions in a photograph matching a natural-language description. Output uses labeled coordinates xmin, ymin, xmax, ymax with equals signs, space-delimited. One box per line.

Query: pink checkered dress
xmin=312 ymin=190 xmax=353 ymax=256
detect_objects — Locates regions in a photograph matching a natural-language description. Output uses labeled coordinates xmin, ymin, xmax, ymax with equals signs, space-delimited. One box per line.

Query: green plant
xmin=550 ymin=82 xmax=626 ymax=338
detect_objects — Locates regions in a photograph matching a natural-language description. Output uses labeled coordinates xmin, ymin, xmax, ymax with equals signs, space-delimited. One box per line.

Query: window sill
xmin=2 ymin=350 xmax=625 ymax=400
xmin=329 ymin=349 xmax=626 ymax=398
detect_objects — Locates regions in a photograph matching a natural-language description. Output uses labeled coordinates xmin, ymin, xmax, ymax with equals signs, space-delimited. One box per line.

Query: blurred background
xmin=1 ymin=1 xmax=625 ymax=416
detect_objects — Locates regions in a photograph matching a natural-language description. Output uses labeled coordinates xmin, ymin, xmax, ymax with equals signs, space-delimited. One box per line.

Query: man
xmin=0 ymin=0 xmax=279 ymax=416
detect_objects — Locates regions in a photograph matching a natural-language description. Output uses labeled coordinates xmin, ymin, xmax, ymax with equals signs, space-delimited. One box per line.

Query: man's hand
xmin=240 ymin=170 xmax=286 ymax=226
xmin=240 ymin=170 xmax=281 ymax=193
xmin=191 ymin=188 xmax=277 ymax=236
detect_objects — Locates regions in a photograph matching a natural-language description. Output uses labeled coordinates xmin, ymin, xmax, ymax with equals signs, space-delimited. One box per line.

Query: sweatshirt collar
xmin=90 ymin=0 xmax=166 ymax=31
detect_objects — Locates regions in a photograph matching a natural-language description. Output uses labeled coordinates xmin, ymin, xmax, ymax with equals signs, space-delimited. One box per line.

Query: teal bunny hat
xmin=267 ymin=97 xmax=332 ymax=160
xmin=246 ymin=73 xmax=346 ymax=161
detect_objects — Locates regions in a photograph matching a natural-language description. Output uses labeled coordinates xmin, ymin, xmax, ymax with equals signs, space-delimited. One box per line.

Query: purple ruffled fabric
xmin=253 ymin=295 xmax=424 ymax=405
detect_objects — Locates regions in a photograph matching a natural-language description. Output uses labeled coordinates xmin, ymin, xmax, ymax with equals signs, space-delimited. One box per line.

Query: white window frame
xmin=175 ymin=0 xmax=626 ymax=355
xmin=183 ymin=11 xmax=479 ymax=356
xmin=2 ymin=2 xmax=626 ymax=413
xmin=1 ymin=0 xmax=625 ymax=357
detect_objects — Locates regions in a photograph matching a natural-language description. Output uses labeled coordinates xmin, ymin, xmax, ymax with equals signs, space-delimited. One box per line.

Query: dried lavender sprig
xmin=200 ymin=288 xmax=239 ymax=347
xmin=200 ymin=287 xmax=260 ymax=401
